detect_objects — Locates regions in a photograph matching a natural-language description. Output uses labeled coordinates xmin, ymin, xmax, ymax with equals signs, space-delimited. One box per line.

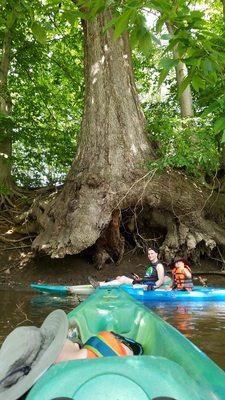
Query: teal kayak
xmin=30 ymin=283 xmax=93 ymax=295
xmin=30 ymin=282 xmax=225 ymax=302
xmin=27 ymin=287 xmax=225 ymax=400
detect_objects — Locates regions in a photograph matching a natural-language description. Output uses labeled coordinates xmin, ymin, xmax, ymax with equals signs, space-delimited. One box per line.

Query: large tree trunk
xmin=32 ymin=10 xmax=225 ymax=264
xmin=0 ymin=31 xmax=13 ymax=190
xmin=33 ymin=10 xmax=150 ymax=257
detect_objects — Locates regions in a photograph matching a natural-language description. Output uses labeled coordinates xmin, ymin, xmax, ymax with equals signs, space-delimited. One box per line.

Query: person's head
xmin=147 ymin=248 xmax=158 ymax=263
xmin=0 ymin=309 xmax=68 ymax=400
xmin=174 ymin=258 xmax=190 ymax=269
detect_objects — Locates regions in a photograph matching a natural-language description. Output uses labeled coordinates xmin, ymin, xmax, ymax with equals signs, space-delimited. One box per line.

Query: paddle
xmin=198 ymin=276 xmax=208 ymax=287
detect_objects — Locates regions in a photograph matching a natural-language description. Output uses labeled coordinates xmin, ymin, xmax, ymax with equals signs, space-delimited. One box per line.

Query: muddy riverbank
xmin=1 ymin=244 xmax=225 ymax=289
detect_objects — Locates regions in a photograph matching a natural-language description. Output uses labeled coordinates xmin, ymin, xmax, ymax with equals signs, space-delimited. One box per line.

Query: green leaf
xmin=160 ymin=34 xmax=171 ymax=41
xmin=130 ymin=28 xmax=139 ymax=47
xmin=158 ymin=68 xmax=169 ymax=87
xmin=6 ymin=11 xmax=16 ymax=29
xmin=178 ymin=75 xmax=192 ymax=97
xmin=152 ymin=33 xmax=161 ymax=45
xmin=203 ymin=58 xmax=214 ymax=74
xmin=88 ymin=0 xmax=105 ymax=18
xmin=157 ymin=58 xmax=179 ymax=87
xmin=102 ymin=15 xmax=118 ymax=33
xmin=177 ymin=66 xmax=196 ymax=97
xmin=201 ymin=101 xmax=219 ymax=117
xmin=146 ymin=0 xmax=171 ymax=12
xmin=113 ymin=10 xmax=133 ymax=39
xmin=105 ymin=0 xmax=115 ymax=6
xmin=178 ymin=76 xmax=190 ymax=96
xmin=221 ymin=131 xmax=225 ymax=144
xmin=160 ymin=58 xmax=178 ymax=71
xmin=138 ymin=29 xmax=153 ymax=56
xmin=192 ymin=75 xmax=205 ymax=91
xmin=156 ymin=15 xmax=167 ymax=33
xmin=62 ymin=11 xmax=79 ymax=26
xmin=214 ymin=117 xmax=225 ymax=133
xmin=166 ymin=37 xmax=181 ymax=53
xmin=31 ymin=22 xmax=47 ymax=44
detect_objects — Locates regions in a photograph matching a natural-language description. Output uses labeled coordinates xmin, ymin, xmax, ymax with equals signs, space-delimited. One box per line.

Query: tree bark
xmin=33 ymin=9 xmax=150 ymax=257
xmin=32 ymin=10 xmax=225 ymax=264
xmin=0 ymin=30 xmax=13 ymax=189
xmin=166 ymin=22 xmax=194 ymax=118
xmin=175 ymin=61 xmax=194 ymax=117
xmin=221 ymin=0 xmax=225 ymax=24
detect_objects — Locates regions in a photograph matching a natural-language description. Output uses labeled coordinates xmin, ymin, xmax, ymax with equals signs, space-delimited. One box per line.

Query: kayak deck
xmin=30 ymin=283 xmax=94 ymax=295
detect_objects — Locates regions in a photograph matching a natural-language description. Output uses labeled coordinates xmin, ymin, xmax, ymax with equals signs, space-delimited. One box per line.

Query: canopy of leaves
xmin=0 ymin=0 xmax=224 ymax=188
xmin=0 ymin=0 xmax=84 ymax=187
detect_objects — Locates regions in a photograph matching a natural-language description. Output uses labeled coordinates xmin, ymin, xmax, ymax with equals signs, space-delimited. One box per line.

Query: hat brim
xmin=1 ymin=309 xmax=68 ymax=400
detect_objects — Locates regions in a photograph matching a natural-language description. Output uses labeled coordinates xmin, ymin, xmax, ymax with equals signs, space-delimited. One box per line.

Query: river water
xmin=0 ymin=285 xmax=225 ymax=371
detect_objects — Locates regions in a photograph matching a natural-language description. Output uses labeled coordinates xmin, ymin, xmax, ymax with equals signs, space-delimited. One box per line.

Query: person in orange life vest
xmin=171 ymin=258 xmax=193 ymax=291
xmin=0 ymin=310 xmax=143 ymax=400
xmin=54 ymin=331 xmax=143 ymax=363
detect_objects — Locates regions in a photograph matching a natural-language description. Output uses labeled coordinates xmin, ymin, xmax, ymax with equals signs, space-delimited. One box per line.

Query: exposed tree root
xmin=25 ymin=168 xmax=225 ymax=268
xmin=93 ymin=209 xmax=124 ymax=269
xmin=1 ymin=166 xmax=225 ymax=269
xmin=0 ymin=235 xmax=34 ymax=243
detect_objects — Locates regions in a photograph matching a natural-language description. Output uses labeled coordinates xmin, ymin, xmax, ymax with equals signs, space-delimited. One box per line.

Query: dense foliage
xmin=0 ymin=0 xmax=224 ymax=188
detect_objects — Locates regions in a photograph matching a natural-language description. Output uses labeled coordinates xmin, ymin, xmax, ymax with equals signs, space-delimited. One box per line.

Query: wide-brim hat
xmin=0 ymin=309 xmax=68 ymax=400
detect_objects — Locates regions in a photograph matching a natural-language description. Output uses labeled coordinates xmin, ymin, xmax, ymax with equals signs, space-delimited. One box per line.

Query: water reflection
xmin=0 ymin=288 xmax=225 ymax=371
xmin=0 ymin=289 xmax=81 ymax=344
xmin=148 ymin=301 xmax=225 ymax=369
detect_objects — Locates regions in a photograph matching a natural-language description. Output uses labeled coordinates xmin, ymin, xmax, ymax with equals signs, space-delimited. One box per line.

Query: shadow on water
xmin=0 ymin=287 xmax=225 ymax=371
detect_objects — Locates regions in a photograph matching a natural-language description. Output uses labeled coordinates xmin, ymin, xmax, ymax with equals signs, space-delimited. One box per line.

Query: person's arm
xmin=154 ymin=263 xmax=165 ymax=288
xmin=183 ymin=267 xmax=192 ymax=279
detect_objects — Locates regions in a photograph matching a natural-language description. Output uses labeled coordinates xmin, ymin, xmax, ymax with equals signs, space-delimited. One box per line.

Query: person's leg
xmin=155 ymin=276 xmax=172 ymax=291
xmin=99 ymin=276 xmax=133 ymax=286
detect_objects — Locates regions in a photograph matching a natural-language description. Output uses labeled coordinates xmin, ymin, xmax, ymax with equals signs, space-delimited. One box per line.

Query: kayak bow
xmin=27 ymin=287 xmax=225 ymax=400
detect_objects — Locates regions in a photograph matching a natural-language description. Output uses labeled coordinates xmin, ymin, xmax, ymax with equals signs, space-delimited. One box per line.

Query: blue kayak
xmin=122 ymin=284 xmax=225 ymax=301
xmin=30 ymin=282 xmax=225 ymax=302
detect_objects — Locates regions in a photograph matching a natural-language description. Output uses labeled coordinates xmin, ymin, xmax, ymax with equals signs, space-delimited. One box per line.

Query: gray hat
xmin=0 ymin=309 xmax=68 ymax=400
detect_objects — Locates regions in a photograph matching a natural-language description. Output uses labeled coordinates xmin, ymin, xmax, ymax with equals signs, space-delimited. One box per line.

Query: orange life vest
xmin=84 ymin=331 xmax=127 ymax=359
xmin=172 ymin=265 xmax=193 ymax=291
